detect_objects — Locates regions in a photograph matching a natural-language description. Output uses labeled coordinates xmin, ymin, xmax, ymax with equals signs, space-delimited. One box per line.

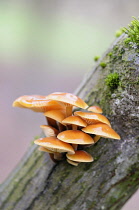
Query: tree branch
xmin=0 ymin=34 xmax=139 ymax=210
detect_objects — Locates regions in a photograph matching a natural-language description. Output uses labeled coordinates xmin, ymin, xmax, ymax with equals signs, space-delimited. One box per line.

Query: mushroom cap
xmin=13 ymin=95 xmax=65 ymax=112
xmin=62 ymin=116 xmax=87 ymax=127
xmin=40 ymin=125 xmax=59 ymax=137
xmin=44 ymin=110 xmax=66 ymax=124
xmin=67 ymin=158 xmax=79 ymax=166
xmin=46 ymin=92 xmax=88 ymax=109
xmin=34 ymin=137 xmax=75 ymax=154
xmin=82 ymin=123 xmax=120 ymax=140
xmin=38 ymin=146 xmax=54 ymax=153
xmin=66 ymin=150 xmax=94 ymax=162
xmin=74 ymin=111 xmax=111 ymax=126
xmin=13 ymin=95 xmax=47 ymax=107
xmin=94 ymin=135 xmax=101 ymax=143
xmin=87 ymin=106 xmax=103 ymax=113
xmin=57 ymin=130 xmax=94 ymax=145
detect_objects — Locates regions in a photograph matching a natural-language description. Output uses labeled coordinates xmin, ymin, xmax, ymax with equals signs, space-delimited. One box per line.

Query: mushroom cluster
xmin=13 ymin=92 xmax=120 ymax=166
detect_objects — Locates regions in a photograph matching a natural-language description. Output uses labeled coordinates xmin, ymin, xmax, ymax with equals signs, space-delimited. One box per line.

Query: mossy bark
xmin=0 ymin=34 xmax=139 ymax=210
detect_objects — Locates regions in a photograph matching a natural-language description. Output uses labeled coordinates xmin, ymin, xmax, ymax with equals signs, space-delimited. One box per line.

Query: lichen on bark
xmin=0 ymin=34 xmax=139 ymax=210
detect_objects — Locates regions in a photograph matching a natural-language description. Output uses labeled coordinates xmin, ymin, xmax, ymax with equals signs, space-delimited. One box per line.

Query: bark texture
xmin=0 ymin=35 xmax=139 ymax=210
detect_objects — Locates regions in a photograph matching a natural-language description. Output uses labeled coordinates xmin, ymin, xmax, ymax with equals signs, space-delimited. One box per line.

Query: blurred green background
xmin=0 ymin=1 xmax=139 ymax=209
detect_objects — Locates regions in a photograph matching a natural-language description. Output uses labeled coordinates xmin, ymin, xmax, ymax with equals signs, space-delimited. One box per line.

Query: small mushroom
xmin=44 ymin=110 xmax=66 ymax=124
xmin=34 ymin=137 xmax=75 ymax=160
xmin=57 ymin=130 xmax=94 ymax=150
xmin=66 ymin=150 xmax=94 ymax=163
xmin=44 ymin=110 xmax=66 ymax=132
xmin=87 ymin=105 xmax=103 ymax=113
xmin=62 ymin=115 xmax=87 ymax=130
xmin=66 ymin=158 xmax=79 ymax=166
xmin=74 ymin=111 xmax=111 ymax=126
xmin=94 ymin=135 xmax=101 ymax=143
xmin=46 ymin=92 xmax=88 ymax=117
xmin=40 ymin=125 xmax=59 ymax=137
xmin=38 ymin=146 xmax=54 ymax=153
xmin=82 ymin=123 xmax=120 ymax=140
xmin=38 ymin=146 xmax=57 ymax=163
xmin=62 ymin=116 xmax=87 ymax=150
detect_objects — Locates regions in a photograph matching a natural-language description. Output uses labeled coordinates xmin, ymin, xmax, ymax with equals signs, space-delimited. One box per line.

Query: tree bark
xmin=0 ymin=34 xmax=139 ymax=210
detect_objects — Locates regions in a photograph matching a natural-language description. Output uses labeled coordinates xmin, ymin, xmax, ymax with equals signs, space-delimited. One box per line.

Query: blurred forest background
xmin=0 ymin=1 xmax=139 ymax=209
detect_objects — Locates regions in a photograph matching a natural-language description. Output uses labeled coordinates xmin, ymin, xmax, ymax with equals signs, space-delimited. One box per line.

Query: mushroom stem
xmin=72 ymin=124 xmax=77 ymax=130
xmin=49 ymin=153 xmax=58 ymax=163
xmin=66 ymin=105 xmax=73 ymax=117
xmin=58 ymin=123 xmax=65 ymax=132
xmin=72 ymin=144 xmax=78 ymax=151
xmin=54 ymin=152 xmax=63 ymax=161
xmin=46 ymin=117 xmax=58 ymax=129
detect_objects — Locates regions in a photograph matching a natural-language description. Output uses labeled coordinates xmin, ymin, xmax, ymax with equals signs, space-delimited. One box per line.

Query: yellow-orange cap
xmin=13 ymin=95 xmax=65 ymax=112
xmin=74 ymin=111 xmax=111 ymax=126
xmin=57 ymin=130 xmax=94 ymax=145
xmin=38 ymin=146 xmax=54 ymax=153
xmin=46 ymin=92 xmax=88 ymax=109
xmin=87 ymin=105 xmax=103 ymax=113
xmin=82 ymin=123 xmax=120 ymax=140
xmin=66 ymin=150 xmax=94 ymax=162
xmin=34 ymin=137 xmax=75 ymax=154
xmin=67 ymin=158 xmax=79 ymax=166
xmin=44 ymin=110 xmax=66 ymax=124
xmin=40 ymin=125 xmax=59 ymax=137
xmin=62 ymin=116 xmax=87 ymax=127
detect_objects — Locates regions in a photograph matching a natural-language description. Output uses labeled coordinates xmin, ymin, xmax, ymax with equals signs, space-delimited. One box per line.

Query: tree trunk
xmin=0 ymin=34 xmax=139 ymax=210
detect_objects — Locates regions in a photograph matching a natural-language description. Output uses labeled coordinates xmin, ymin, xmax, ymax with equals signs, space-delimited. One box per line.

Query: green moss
xmin=109 ymin=196 xmax=117 ymax=204
xmin=34 ymin=135 xmax=40 ymax=140
xmin=113 ymin=45 xmax=118 ymax=51
xmin=94 ymin=55 xmax=100 ymax=62
xmin=105 ymin=73 xmax=120 ymax=91
xmin=115 ymin=29 xmax=124 ymax=38
xmin=123 ymin=17 xmax=139 ymax=45
xmin=100 ymin=62 xmax=107 ymax=68
xmin=99 ymin=89 xmax=112 ymax=114
xmin=136 ymin=77 xmax=139 ymax=84
xmin=108 ymin=52 xmax=113 ymax=56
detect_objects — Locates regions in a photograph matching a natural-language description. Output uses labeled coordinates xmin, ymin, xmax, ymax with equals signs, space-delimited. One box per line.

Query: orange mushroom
xmin=44 ymin=110 xmax=66 ymax=132
xmin=13 ymin=95 xmax=65 ymax=112
xmin=46 ymin=92 xmax=88 ymax=117
xmin=13 ymin=95 xmax=66 ymax=129
xmin=40 ymin=125 xmax=59 ymax=137
xmin=34 ymin=137 xmax=75 ymax=154
xmin=66 ymin=150 xmax=94 ymax=163
xmin=61 ymin=117 xmax=88 ymax=150
xmin=66 ymin=158 xmax=79 ymax=166
xmin=38 ymin=146 xmax=54 ymax=153
xmin=74 ymin=111 xmax=111 ymax=126
xmin=87 ymin=105 xmax=103 ymax=113
xmin=57 ymin=130 xmax=94 ymax=146
xmin=62 ymin=115 xmax=87 ymax=130
xmin=82 ymin=123 xmax=120 ymax=140
xmin=13 ymin=92 xmax=120 ymax=166
xmin=38 ymin=146 xmax=58 ymax=163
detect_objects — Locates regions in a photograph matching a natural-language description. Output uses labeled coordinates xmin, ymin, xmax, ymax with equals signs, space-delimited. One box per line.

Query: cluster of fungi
xmin=13 ymin=92 xmax=120 ymax=166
